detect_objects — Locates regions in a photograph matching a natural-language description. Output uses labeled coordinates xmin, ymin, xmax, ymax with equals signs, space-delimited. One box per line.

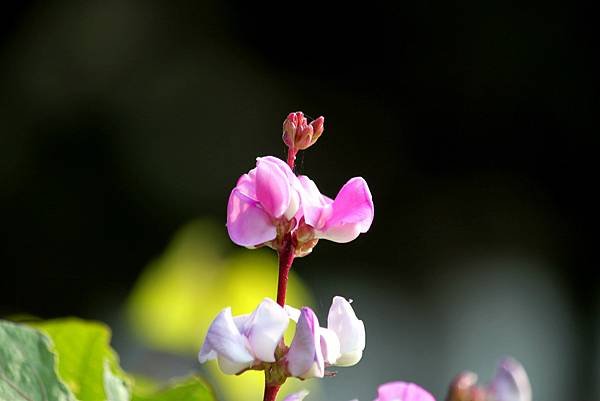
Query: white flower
xmin=198 ymin=298 xmax=289 ymax=374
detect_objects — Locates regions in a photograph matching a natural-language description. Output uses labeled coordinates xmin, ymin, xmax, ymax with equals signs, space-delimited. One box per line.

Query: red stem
xmin=263 ymin=382 xmax=281 ymax=401
xmin=286 ymin=148 xmax=297 ymax=171
xmin=276 ymin=234 xmax=295 ymax=306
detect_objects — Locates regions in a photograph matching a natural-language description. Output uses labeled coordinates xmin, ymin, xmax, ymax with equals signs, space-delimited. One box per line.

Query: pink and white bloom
xmin=374 ymin=382 xmax=436 ymax=401
xmin=298 ymin=176 xmax=374 ymax=244
xmin=198 ymin=298 xmax=289 ymax=374
xmin=285 ymin=296 xmax=365 ymax=377
xmin=227 ymin=156 xmax=300 ymax=248
xmin=489 ymin=357 xmax=532 ymax=401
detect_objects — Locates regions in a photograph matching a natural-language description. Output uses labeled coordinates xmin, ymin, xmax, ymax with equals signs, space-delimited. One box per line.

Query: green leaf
xmin=131 ymin=377 xmax=214 ymax=401
xmin=0 ymin=320 xmax=77 ymax=401
xmin=30 ymin=319 xmax=131 ymax=401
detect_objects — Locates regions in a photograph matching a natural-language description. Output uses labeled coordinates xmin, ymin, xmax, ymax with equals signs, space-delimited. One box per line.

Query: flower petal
xmin=319 ymin=327 xmax=341 ymax=365
xmin=243 ymin=298 xmax=289 ymax=363
xmin=287 ymin=307 xmax=324 ymax=379
xmin=319 ymin=177 xmax=374 ymax=243
xmin=490 ymin=357 xmax=532 ymax=401
xmin=375 ymin=382 xmax=436 ymax=401
xmin=285 ymin=305 xmax=301 ymax=322
xmin=327 ymin=296 xmax=366 ymax=367
xmin=199 ymin=307 xmax=254 ymax=369
xmin=297 ymin=175 xmax=333 ymax=228
xmin=255 ymin=157 xmax=291 ymax=218
xmin=282 ymin=390 xmax=310 ymax=401
xmin=227 ymin=189 xmax=277 ymax=247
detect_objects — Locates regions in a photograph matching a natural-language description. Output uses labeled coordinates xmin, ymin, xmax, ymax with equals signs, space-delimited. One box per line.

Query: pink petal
xmin=227 ymin=188 xmax=276 ymax=247
xmin=255 ymin=157 xmax=291 ymax=218
xmin=375 ymin=382 xmax=436 ymax=401
xmin=235 ymin=168 xmax=257 ymax=199
xmin=320 ymin=177 xmax=374 ymax=243
xmin=297 ymin=175 xmax=333 ymax=228
xmin=286 ymin=307 xmax=324 ymax=379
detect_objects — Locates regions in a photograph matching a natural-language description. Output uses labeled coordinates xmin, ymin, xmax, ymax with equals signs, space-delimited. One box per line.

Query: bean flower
xmin=226 ymin=158 xmax=373 ymax=256
xmin=282 ymin=381 xmax=435 ymax=401
xmin=198 ymin=296 xmax=365 ymax=380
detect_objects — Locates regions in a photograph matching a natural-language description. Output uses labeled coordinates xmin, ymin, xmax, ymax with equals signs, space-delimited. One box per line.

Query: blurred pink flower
xmin=374 ymin=382 xmax=436 ymax=401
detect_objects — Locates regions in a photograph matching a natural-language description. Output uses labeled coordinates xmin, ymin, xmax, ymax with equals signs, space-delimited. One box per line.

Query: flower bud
xmin=282 ymin=111 xmax=325 ymax=151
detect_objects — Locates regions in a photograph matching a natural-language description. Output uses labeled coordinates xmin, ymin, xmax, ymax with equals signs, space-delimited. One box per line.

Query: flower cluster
xmin=226 ymin=157 xmax=374 ymax=256
xmin=198 ymin=296 xmax=365 ymax=380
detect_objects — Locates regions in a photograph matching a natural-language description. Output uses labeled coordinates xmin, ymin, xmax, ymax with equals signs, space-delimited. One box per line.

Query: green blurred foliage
xmin=132 ymin=377 xmax=213 ymax=401
xmin=126 ymin=219 xmax=320 ymax=401
xmin=30 ymin=319 xmax=130 ymax=401
xmin=0 ymin=320 xmax=77 ymax=401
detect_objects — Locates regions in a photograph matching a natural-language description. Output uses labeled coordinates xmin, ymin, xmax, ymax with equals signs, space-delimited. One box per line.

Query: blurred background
xmin=1 ymin=0 xmax=597 ymax=400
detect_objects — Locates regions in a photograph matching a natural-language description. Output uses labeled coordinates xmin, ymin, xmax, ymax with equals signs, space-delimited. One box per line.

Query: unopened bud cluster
xmin=283 ymin=112 xmax=325 ymax=152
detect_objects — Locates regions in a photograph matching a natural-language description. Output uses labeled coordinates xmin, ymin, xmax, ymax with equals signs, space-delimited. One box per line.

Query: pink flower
xmin=198 ymin=298 xmax=289 ymax=374
xmin=227 ymin=156 xmax=300 ymax=248
xmin=374 ymin=382 xmax=436 ymax=401
xmin=226 ymin=156 xmax=374 ymax=253
xmin=298 ymin=175 xmax=374 ymax=244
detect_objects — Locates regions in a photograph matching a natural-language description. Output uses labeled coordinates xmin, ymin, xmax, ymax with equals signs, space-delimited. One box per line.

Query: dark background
xmin=1 ymin=1 xmax=597 ymax=400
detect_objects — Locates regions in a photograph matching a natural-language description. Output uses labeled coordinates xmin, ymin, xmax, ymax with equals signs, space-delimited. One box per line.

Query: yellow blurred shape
xmin=126 ymin=219 xmax=319 ymax=401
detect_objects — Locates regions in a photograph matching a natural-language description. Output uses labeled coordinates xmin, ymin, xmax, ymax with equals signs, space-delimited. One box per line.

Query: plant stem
xmin=277 ymin=233 xmax=295 ymax=307
xmin=286 ymin=148 xmax=297 ymax=171
xmin=263 ymin=382 xmax=281 ymax=401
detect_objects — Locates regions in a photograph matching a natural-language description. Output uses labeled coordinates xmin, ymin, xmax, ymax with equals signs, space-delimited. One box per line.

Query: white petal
xmin=491 ymin=357 xmax=532 ymax=401
xmin=199 ymin=307 xmax=254 ymax=366
xmin=319 ymin=327 xmax=341 ymax=365
xmin=285 ymin=305 xmax=301 ymax=322
xmin=244 ymin=298 xmax=289 ymax=363
xmin=327 ymin=296 xmax=366 ymax=367
xmin=217 ymin=355 xmax=252 ymax=375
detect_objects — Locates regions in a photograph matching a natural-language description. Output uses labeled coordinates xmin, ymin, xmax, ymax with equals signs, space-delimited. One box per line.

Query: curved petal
xmin=199 ymin=307 xmax=254 ymax=366
xmin=287 ymin=307 xmax=324 ymax=379
xmin=319 ymin=327 xmax=341 ymax=365
xmin=327 ymin=296 xmax=366 ymax=367
xmin=235 ymin=169 xmax=257 ymax=199
xmin=375 ymin=382 xmax=436 ymax=401
xmin=319 ymin=177 xmax=374 ymax=243
xmin=227 ymin=189 xmax=277 ymax=247
xmin=490 ymin=357 xmax=532 ymax=401
xmin=256 ymin=157 xmax=291 ymax=218
xmin=217 ymin=355 xmax=253 ymax=375
xmin=244 ymin=298 xmax=290 ymax=363
xmin=297 ymin=175 xmax=333 ymax=229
